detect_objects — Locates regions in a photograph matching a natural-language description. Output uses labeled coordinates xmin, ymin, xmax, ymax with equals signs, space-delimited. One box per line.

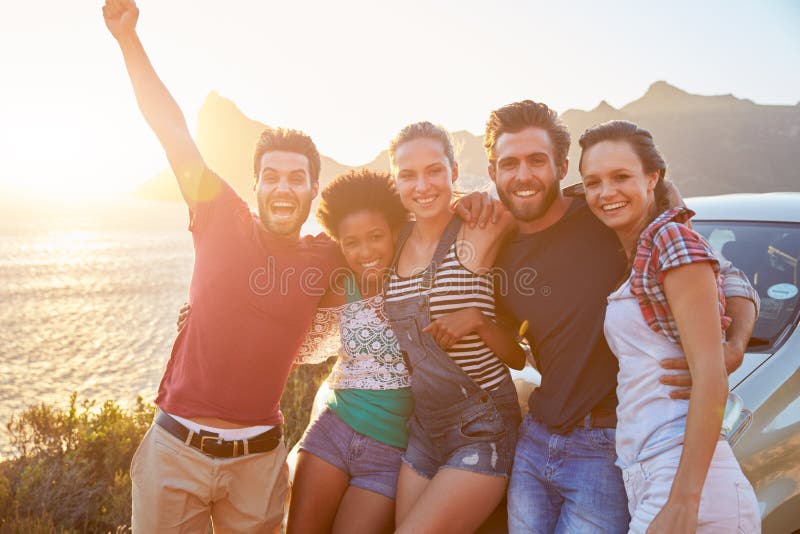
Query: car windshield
xmin=693 ymin=220 xmax=800 ymax=353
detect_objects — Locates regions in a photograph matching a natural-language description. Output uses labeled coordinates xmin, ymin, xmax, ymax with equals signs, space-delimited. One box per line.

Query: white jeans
xmin=621 ymin=440 xmax=760 ymax=533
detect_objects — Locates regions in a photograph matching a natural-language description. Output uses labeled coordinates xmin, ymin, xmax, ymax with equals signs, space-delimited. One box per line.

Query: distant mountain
xmin=561 ymin=81 xmax=800 ymax=194
xmin=136 ymin=82 xmax=800 ymax=202
xmin=135 ymin=92 xmax=350 ymax=203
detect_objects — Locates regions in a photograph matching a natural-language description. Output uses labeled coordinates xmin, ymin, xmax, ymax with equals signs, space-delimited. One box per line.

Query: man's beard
xmin=497 ymin=181 xmax=558 ymax=222
xmin=257 ymin=200 xmax=312 ymax=236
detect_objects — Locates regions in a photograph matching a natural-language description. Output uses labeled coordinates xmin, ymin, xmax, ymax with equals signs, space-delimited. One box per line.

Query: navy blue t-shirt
xmin=495 ymin=196 xmax=627 ymax=433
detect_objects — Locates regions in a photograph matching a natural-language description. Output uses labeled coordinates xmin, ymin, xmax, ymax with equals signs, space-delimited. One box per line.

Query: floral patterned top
xmin=295 ymin=294 xmax=410 ymax=390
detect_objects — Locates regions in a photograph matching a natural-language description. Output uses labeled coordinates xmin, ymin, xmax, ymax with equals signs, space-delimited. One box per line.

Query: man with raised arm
xmin=102 ymin=1 xmax=344 ymax=531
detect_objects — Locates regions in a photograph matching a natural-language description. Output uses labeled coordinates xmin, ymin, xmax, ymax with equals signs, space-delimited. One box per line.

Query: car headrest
xmin=721 ymin=240 xmax=753 ymax=265
xmin=721 ymin=240 xmax=760 ymax=281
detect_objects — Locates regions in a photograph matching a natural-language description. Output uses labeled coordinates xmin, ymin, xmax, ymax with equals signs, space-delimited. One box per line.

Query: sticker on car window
xmin=767 ymin=283 xmax=798 ymax=300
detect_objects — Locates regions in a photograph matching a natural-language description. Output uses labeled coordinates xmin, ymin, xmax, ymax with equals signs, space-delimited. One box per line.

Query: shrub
xmin=282 ymin=360 xmax=335 ymax=449
xmin=0 ymin=393 xmax=152 ymax=532
xmin=0 ymin=366 xmax=332 ymax=532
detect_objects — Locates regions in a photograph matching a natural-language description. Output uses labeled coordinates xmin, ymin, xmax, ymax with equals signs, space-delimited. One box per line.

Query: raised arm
xmin=102 ymin=0 xmax=211 ymax=208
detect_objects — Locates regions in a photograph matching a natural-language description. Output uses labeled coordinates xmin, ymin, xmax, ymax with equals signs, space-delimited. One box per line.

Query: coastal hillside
xmin=136 ymin=82 xmax=800 ymax=201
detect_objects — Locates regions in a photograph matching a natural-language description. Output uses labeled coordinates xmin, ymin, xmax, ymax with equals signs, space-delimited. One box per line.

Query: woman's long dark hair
xmin=578 ymin=120 xmax=671 ymax=270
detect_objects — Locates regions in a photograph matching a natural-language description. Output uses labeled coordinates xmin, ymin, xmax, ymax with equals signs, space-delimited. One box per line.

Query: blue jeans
xmin=507 ymin=414 xmax=630 ymax=533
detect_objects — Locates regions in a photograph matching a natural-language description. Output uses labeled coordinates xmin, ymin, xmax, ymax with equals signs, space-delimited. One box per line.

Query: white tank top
xmin=605 ymin=276 xmax=702 ymax=468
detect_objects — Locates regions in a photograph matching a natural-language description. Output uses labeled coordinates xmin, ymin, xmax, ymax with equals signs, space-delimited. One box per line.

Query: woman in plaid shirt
xmin=578 ymin=120 xmax=760 ymax=533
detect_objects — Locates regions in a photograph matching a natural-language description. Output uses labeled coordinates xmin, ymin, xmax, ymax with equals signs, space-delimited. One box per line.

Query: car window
xmin=693 ymin=221 xmax=800 ymax=353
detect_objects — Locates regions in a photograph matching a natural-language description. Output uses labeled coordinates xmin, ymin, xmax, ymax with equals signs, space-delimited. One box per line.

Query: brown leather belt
xmin=535 ymin=405 xmax=618 ymax=434
xmin=155 ymin=411 xmax=281 ymax=458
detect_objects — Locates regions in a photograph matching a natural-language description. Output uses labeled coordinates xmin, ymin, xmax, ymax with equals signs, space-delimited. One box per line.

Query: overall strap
xmin=390 ymin=221 xmax=415 ymax=273
xmin=420 ymin=216 xmax=463 ymax=291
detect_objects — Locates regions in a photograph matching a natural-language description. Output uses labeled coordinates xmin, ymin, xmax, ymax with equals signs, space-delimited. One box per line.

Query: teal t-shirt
xmin=326 ymin=275 xmax=413 ymax=448
xmin=328 ymin=388 xmax=413 ymax=448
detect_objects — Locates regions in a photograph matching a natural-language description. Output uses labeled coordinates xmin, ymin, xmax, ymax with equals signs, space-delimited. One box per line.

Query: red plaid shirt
xmin=631 ymin=207 xmax=731 ymax=344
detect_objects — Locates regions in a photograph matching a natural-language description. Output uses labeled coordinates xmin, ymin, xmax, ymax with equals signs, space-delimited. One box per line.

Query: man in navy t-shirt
xmin=482 ymin=101 xmax=759 ymax=533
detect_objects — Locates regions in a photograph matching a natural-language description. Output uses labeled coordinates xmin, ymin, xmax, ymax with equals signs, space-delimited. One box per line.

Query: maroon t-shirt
xmin=156 ymin=171 xmax=343 ymax=426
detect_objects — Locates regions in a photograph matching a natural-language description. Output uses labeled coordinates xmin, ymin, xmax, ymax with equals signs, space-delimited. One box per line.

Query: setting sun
xmin=2 ymin=1 xmax=798 ymax=203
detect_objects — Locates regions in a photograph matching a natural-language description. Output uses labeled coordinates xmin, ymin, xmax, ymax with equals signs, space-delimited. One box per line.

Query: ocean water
xmin=0 ymin=195 xmax=322 ymax=456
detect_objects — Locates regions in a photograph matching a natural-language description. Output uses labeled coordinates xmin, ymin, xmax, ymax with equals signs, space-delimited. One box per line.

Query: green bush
xmin=282 ymin=360 xmax=335 ymax=450
xmin=0 ymin=393 xmax=152 ymax=532
xmin=0 ymin=366 xmax=332 ymax=532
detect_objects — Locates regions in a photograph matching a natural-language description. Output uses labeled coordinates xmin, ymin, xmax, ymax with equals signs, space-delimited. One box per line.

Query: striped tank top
xmin=385 ymin=242 xmax=508 ymax=390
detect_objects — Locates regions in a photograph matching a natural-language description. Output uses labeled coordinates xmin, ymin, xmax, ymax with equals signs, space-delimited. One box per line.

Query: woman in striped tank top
xmin=384 ymin=122 xmax=526 ymax=533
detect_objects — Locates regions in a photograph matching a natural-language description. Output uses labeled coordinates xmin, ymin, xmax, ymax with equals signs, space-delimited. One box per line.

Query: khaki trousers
xmin=131 ymin=423 xmax=289 ymax=534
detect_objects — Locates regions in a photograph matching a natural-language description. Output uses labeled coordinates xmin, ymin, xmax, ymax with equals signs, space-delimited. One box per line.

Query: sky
xmin=1 ymin=0 xmax=798 ymax=200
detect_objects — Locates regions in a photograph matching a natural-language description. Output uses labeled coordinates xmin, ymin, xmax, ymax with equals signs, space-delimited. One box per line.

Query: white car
xmin=687 ymin=192 xmax=800 ymax=533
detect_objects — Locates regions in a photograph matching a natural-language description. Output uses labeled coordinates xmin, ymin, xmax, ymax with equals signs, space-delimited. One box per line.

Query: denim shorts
xmin=622 ymin=440 xmax=760 ymax=533
xmin=402 ymin=381 xmax=521 ymax=480
xmin=297 ymin=408 xmax=404 ymax=499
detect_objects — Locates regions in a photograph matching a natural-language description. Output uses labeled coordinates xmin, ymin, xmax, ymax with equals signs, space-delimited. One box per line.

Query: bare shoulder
xmin=318 ymin=272 xmax=348 ymax=308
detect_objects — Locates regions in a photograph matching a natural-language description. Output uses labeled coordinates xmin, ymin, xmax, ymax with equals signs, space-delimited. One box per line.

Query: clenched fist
xmin=102 ymin=0 xmax=139 ymax=40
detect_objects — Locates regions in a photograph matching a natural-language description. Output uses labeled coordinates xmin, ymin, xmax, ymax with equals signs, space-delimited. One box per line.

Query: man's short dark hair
xmin=253 ymin=127 xmax=321 ymax=184
xmin=483 ymin=100 xmax=571 ymax=166
xmin=317 ymin=169 xmax=408 ymax=239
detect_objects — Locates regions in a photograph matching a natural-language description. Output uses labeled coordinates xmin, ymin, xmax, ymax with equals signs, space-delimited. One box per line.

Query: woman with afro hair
xmin=288 ymin=169 xmax=412 ymax=534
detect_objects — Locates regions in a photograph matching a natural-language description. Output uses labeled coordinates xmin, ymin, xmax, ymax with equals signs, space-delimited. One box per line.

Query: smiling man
xmin=484 ymin=100 xmax=759 ymax=533
xmin=102 ymin=1 xmax=343 ymax=531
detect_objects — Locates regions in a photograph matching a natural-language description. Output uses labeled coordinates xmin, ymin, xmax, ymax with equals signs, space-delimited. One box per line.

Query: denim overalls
xmin=385 ymin=217 xmax=521 ymax=478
